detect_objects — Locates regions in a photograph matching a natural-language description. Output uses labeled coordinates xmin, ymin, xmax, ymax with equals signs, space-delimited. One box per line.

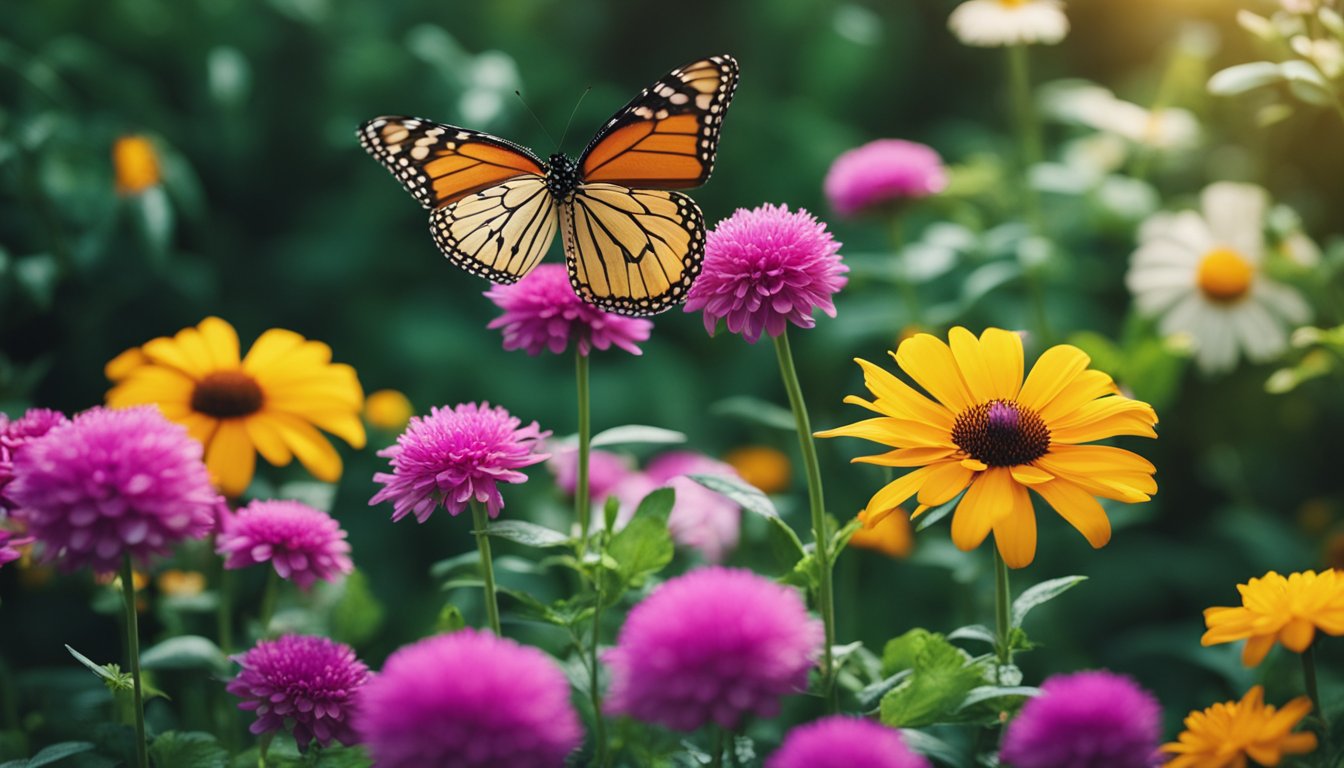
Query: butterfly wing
xmin=430 ymin=177 xmax=558 ymax=284
xmin=359 ymin=116 xmax=545 ymax=208
xmin=578 ymin=55 xmax=739 ymax=189
xmin=560 ymin=183 xmax=704 ymax=315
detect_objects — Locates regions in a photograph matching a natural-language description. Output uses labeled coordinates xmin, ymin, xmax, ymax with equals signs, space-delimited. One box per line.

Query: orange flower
xmin=723 ymin=446 xmax=791 ymax=494
xmin=365 ymin=389 xmax=414 ymax=431
xmin=113 ymin=135 xmax=161 ymax=195
xmin=1202 ymin=569 xmax=1344 ymax=666
xmin=1162 ymin=686 xmax=1317 ymax=767
xmin=848 ymin=507 xmax=913 ymax=558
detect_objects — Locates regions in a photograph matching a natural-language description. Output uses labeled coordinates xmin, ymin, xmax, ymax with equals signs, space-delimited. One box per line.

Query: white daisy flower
xmin=1127 ymin=182 xmax=1312 ymax=375
xmin=1045 ymin=82 xmax=1200 ymax=150
xmin=949 ymin=0 xmax=1069 ymax=47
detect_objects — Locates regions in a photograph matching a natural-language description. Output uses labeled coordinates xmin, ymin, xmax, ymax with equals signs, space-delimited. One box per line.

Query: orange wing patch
xmin=359 ymin=117 xmax=545 ymax=209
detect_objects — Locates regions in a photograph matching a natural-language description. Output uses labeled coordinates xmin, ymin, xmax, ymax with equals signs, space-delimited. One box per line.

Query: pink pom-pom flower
xmin=999 ymin=670 xmax=1162 ymax=768
xmin=604 ymin=567 xmax=823 ymax=731
xmin=485 ymin=264 xmax=653 ymax=356
xmin=823 ymin=139 xmax=947 ymax=217
xmin=767 ymin=716 xmax=932 ymax=768
xmin=684 ymin=204 xmax=847 ymax=344
xmin=356 ymin=629 xmax=582 ymax=768
xmin=0 ymin=408 xmax=69 ymax=513
xmin=9 ymin=406 xmax=220 ymax=572
xmin=216 ymin=500 xmax=354 ymax=589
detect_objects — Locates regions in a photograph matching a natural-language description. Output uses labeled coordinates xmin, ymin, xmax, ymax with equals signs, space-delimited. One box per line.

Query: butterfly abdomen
xmin=544 ymin=153 xmax=580 ymax=201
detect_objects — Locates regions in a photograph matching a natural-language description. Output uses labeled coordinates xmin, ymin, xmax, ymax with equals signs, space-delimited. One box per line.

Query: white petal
xmin=1252 ymin=279 xmax=1312 ymax=324
xmin=1201 ymin=182 xmax=1267 ymax=262
xmin=1194 ymin=306 xmax=1240 ymax=375
xmin=949 ymin=0 xmax=1068 ymax=46
xmin=1229 ymin=302 xmax=1288 ymax=363
xmin=1131 ymin=240 xmax=1200 ymax=270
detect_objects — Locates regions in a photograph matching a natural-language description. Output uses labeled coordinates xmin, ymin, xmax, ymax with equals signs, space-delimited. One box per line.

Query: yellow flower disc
xmin=1196 ymin=247 xmax=1255 ymax=303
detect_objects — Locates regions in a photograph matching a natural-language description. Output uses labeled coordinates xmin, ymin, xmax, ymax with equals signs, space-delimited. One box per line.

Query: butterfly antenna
xmin=513 ymin=90 xmax=557 ymax=149
xmin=556 ymin=86 xmax=592 ymax=153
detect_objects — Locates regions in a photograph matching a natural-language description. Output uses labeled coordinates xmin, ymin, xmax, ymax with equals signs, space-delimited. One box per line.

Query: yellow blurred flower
xmin=364 ymin=389 xmax=414 ymax=431
xmin=113 ymin=135 xmax=161 ymax=195
xmin=157 ymin=569 xmax=206 ymax=597
xmin=1161 ymin=686 xmax=1317 ymax=768
xmin=106 ymin=317 xmax=366 ymax=497
xmin=1202 ymin=569 xmax=1344 ymax=666
xmin=815 ymin=327 xmax=1158 ymax=568
xmin=722 ymin=446 xmax=791 ymax=494
xmin=848 ymin=507 xmax=913 ymax=558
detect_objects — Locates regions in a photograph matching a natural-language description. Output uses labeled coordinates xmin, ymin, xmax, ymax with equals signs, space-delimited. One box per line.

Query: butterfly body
xmin=360 ymin=55 xmax=739 ymax=316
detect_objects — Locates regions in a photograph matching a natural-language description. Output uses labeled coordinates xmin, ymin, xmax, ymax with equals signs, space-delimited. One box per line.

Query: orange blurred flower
xmin=113 ymin=135 xmax=161 ymax=195
xmin=723 ymin=446 xmax=791 ymax=494
xmin=848 ymin=507 xmax=913 ymax=558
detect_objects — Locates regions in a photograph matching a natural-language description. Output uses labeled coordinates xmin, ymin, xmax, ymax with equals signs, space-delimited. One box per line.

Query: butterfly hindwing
xmin=430 ymin=177 xmax=558 ymax=284
xmin=579 ymin=55 xmax=739 ymax=189
xmin=560 ymin=183 xmax=705 ymax=316
xmin=359 ymin=116 xmax=545 ymax=209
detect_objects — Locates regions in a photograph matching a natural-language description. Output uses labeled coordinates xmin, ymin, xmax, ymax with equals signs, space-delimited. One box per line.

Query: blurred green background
xmin=4 ymin=0 xmax=1344 ymax=752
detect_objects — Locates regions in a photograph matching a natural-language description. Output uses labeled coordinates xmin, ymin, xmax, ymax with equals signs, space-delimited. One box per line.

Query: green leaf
xmin=590 ymin=424 xmax=686 ymax=448
xmin=149 ymin=732 xmax=228 ymax=768
xmin=778 ymin=552 xmax=821 ymax=591
xmin=856 ymin=669 xmax=911 ymax=710
xmin=913 ymin=496 xmax=958 ymax=532
xmin=956 ymin=685 xmax=1040 ymax=711
xmin=879 ymin=630 xmax=989 ymax=728
xmin=24 ymin=742 xmax=95 ymax=768
xmin=311 ymin=745 xmax=373 ymax=767
xmin=830 ymin=515 xmax=864 ymax=553
xmin=1011 ymin=575 xmax=1087 ymax=628
xmin=435 ymin=603 xmax=466 ymax=633
xmin=484 ymin=520 xmax=571 ymax=548
xmin=709 ymin=396 xmax=798 ymax=431
xmin=897 ymin=730 xmax=967 ymax=768
xmin=1208 ymin=61 xmax=1283 ymax=95
xmin=687 ymin=473 xmax=777 ymax=519
xmin=139 ymin=635 xmax=228 ymax=673
xmin=605 ymin=510 xmax=673 ymax=592
xmin=947 ymin=625 xmax=996 ymax=645
xmin=330 ymin=570 xmax=385 ymax=647
xmin=64 ymin=645 xmax=117 ymax=682
xmin=632 ymin=487 xmax=674 ymax=521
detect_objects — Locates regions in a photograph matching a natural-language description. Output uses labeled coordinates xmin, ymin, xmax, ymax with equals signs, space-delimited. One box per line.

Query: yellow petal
xmin=1017 ymin=344 xmax=1091 ymax=412
xmin=961 ymin=458 xmax=988 ymax=471
xmin=893 ymin=333 xmax=974 ymax=413
xmin=852 ymin=446 xmax=956 ymax=467
xmin=951 ymin=469 xmax=1012 ymax=552
xmin=198 ymin=316 xmax=241 ymax=369
xmin=141 ymin=335 xmax=206 ymax=379
xmin=206 ymin=419 xmax=256 ymax=498
xmin=1280 ymin=619 xmax=1316 ymax=653
xmin=1010 ymin=465 xmax=1053 ymax=485
xmin=1033 ymin=478 xmax=1111 ymax=548
xmin=244 ymin=415 xmax=293 ymax=467
xmin=992 ymin=479 xmax=1036 ymax=568
xmin=247 ymin=337 xmax=333 ymax=378
xmin=948 ymin=327 xmax=998 ymax=404
xmin=269 ymin=412 xmax=344 ymax=483
xmin=854 ymin=359 xmax=955 ymax=429
xmin=815 ymin=417 xmax=953 ymax=448
xmin=863 ymin=465 xmax=939 ymax=517
xmin=1242 ymin=634 xmax=1276 ymax=666
xmin=916 ymin=460 xmax=975 ymax=507
xmin=1041 ymin=444 xmax=1157 ymax=475
xmin=178 ymin=413 xmax=219 ymax=449
xmin=1038 ymin=369 xmax=1119 ymax=424
xmin=1049 ymin=397 xmax=1158 ymax=443
xmin=105 ymin=347 xmax=150 ymax=382
xmin=979 ymin=328 xmax=1025 ymax=401
xmin=107 ymin=367 xmax=195 ymax=408
xmin=241 ymin=328 xmax=307 ymax=372
xmin=172 ymin=325 xmax=217 ymax=376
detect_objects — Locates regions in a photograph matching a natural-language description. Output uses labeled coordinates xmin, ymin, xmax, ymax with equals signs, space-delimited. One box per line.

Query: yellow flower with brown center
xmin=1161 ymin=686 xmax=1317 ymax=768
xmin=815 ymin=327 xmax=1158 ymax=568
xmin=1202 ymin=570 xmax=1344 ymax=666
xmin=848 ymin=508 xmax=913 ymax=558
xmin=112 ymin=135 xmax=161 ymax=195
xmin=364 ymin=389 xmax=414 ymax=431
xmin=723 ymin=446 xmax=791 ymax=495
xmin=106 ymin=317 xmax=366 ymax=497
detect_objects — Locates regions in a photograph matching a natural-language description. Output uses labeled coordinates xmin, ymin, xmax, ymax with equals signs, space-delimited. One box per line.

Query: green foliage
xmin=148 ymin=732 xmax=227 ymax=768
xmin=1011 ymin=575 xmax=1088 ymax=628
xmin=878 ymin=629 xmax=990 ymax=728
xmin=329 ymin=570 xmax=385 ymax=647
xmin=0 ymin=742 xmax=94 ymax=768
xmin=484 ymin=520 xmax=571 ymax=548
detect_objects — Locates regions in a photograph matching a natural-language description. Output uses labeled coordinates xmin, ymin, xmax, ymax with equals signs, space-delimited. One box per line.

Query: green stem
xmin=120 ymin=555 xmax=149 ymax=768
xmin=1304 ymin=642 xmax=1328 ymax=729
xmin=214 ymin=538 xmax=234 ymax=654
xmin=470 ymin=501 xmax=502 ymax=635
xmin=258 ymin=732 xmax=273 ymax=768
xmin=576 ymin=351 xmax=592 ymax=546
xmin=1006 ymin=43 xmax=1054 ymax=344
xmin=589 ymin=561 xmax=609 ymax=767
xmin=258 ymin=569 xmax=281 ymax=636
xmin=993 ymin=548 xmax=1012 ymax=668
xmin=773 ymin=330 xmax=837 ymax=713
xmin=891 ymin=215 xmax=922 ymax=327
xmin=710 ymin=726 xmax=725 ymax=768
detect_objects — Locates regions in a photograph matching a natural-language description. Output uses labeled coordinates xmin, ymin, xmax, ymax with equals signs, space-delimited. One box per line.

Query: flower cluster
xmin=0 ymin=408 xmax=68 ymax=513
xmin=1202 ymin=569 xmax=1344 ymax=666
xmin=485 ymin=264 xmax=653 ymax=356
xmin=1162 ymin=686 xmax=1317 ymax=767
xmin=216 ymin=500 xmax=354 ymax=589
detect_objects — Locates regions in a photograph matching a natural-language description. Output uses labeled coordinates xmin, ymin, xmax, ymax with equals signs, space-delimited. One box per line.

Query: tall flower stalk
xmin=574 ymin=349 xmax=611 ymax=767
xmin=469 ymin=500 xmax=501 ymax=635
xmin=119 ymin=555 xmax=148 ymax=768
xmin=774 ymin=330 xmax=837 ymax=708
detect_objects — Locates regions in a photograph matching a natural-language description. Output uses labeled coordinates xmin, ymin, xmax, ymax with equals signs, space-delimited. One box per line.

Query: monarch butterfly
xmin=359 ymin=55 xmax=739 ymax=317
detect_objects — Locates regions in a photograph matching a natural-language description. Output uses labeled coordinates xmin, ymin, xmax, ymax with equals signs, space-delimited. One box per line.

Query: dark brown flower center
xmin=951 ymin=399 xmax=1050 ymax=467
xmin=191 ymin=371 xmax=264 ymax=418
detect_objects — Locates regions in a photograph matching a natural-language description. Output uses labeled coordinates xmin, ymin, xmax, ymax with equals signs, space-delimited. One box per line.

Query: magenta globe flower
xmin=547 ymin=445 xmax=632 ymax=502
xmin=684 ymin=204 xmax=847 ymax=343
xmin=0 ymin=408 xmax=68 ymax=513
xmin=604 ymin=567 xmax=823 ymax=731
xmin=370 ymin=402 xmax=550 ymax=523
xmin=768 ymin=717 xmax=931 ymax=768
xmin=0 ymin=528 xmax=32 ymax=568
xmin=9 ymin=406 xmax=220 ymax=572
xmin=226 ymin=634 xmax=369 ymax=753
xmin=646 ymin=452 xmax=743 ymax=563
xmin=356 ymin=629 xmax=582 ymax=768
xmin=999 ymin=670 xmax=1161 ymax=768
xmin=485 ymin=264 xmax=654 ymax=356
xmin=216 ymin=500 xmax=353 ymax=589
xmin=824 ymin=139 xmax=948 ymax=217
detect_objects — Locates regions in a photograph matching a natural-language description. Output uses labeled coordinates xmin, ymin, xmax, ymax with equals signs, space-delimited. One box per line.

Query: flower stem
xmin=215 ymin=541 xmax=234 ymax=653
xmin=576 ymin=350 xmax=592 ymax=546
xmin=993 ymin=548 xmax=1013 ymax=668
xmin=258 ymin=569 xmax=280 ymax=636
xmin=120 ymin=555 xmax=149 ymax=768
xmin=589 ymin=544 xmax=610 ymax=767
xmin=1304 ymin=642 xmax=1328 ymax=729
xmin=710 ymin=726 xmax=725 ymax=768
xmin=773 ymin=330 xmax=837 ymax=713
xmin=1006 ymin=42 xmax=1054 ymax=344
xmin=470 ymin=501 xmax=502 ymax=635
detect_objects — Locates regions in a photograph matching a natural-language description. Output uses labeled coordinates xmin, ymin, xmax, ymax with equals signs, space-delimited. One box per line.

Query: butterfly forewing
xmin=359 ymin=116 xmax=546 ymax=209
xmin=579 ymin=55 xmax=739 ymax=189
xmin=561 ymin=183 xmax=705 ymax=316
xmin=430 ymin=177 xmax=558 ymax=284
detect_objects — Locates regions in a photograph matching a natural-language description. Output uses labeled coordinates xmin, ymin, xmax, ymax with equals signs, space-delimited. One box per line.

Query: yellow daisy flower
xmin=848 ymin=507 xmax=913 ymax=558
xmin=815 ymin=327 xmax=1158 ymax=568
xmin=1202 ymin=570 xmax=1344 ymax=667
xmin=1161 ymin=686 xmax=1317 ymax=768
xmin=106 ymin=316 xmax=366 ymax=497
